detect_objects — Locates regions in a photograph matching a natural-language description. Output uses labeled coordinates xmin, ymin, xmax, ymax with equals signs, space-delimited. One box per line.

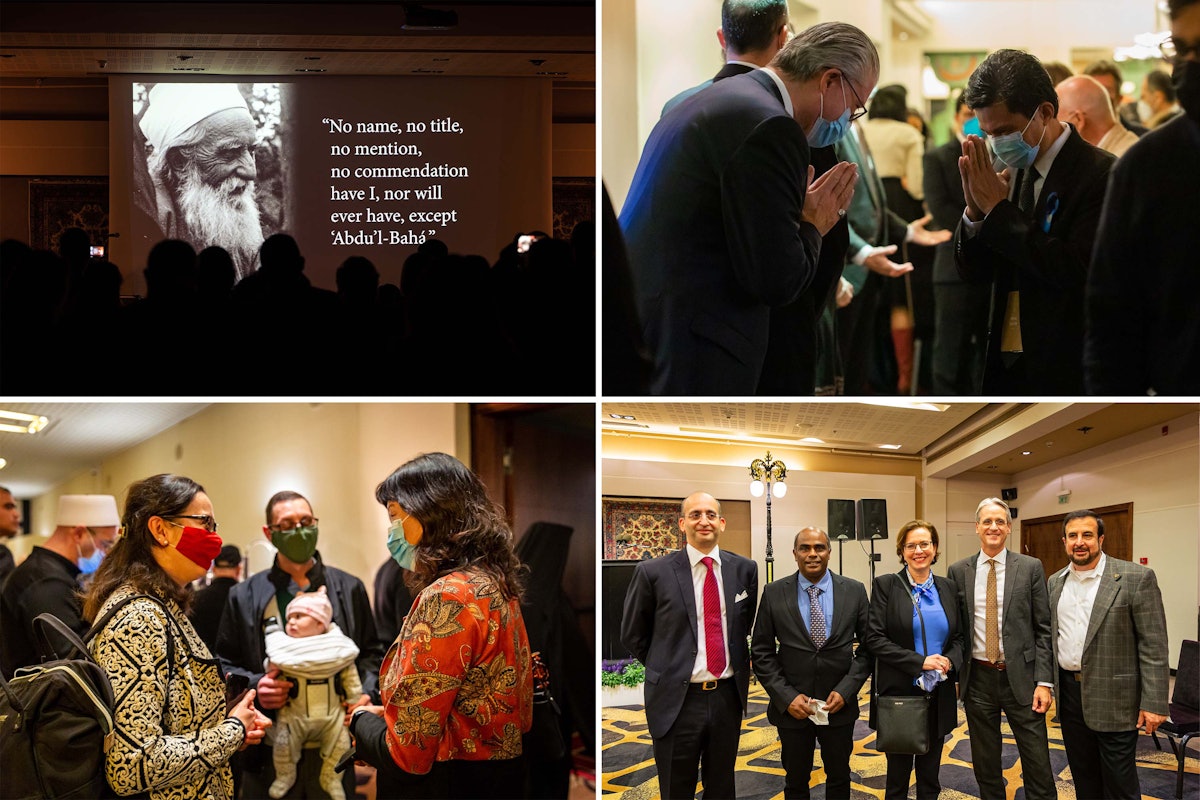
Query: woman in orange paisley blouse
xmin=349 ymin=452 xmax=533 ymax=799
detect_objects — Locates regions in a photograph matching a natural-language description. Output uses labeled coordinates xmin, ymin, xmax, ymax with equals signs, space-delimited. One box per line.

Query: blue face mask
xmin=990 ymin=113 xmax=1044 ymax=170
xmin=962 ymin=116 xmax=982 ymax=137
xmin=386 ymin=516 xmax=417 ymax=570
xmin=807 ymin=76 xmax=852 ymax=148
xmin=78 ymin=548 xmax=104 ymax=575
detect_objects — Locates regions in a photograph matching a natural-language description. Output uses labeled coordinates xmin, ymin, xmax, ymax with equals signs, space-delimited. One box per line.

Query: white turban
xmin=53 ymin=494 xmax=120 ymax=532
xmin=139 ymin=83 xmax=251 ymax=153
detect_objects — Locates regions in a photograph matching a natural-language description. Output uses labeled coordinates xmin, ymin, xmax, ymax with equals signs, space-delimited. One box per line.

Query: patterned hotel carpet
xmin=602 ymin=684 xmax=1200 ymax=799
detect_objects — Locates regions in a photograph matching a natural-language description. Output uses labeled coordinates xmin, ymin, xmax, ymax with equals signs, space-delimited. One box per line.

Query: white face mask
xmin=1137 ymin=99 xmax=1153 ymax=121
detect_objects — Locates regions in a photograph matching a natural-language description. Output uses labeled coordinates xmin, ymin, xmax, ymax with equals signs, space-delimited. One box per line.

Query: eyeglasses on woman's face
xmin=161 ymin=514 xmax=219 ymax=533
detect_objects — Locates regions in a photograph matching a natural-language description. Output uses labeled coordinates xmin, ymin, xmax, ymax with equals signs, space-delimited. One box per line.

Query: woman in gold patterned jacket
xmin=350 ymin=452 xmax=533 ymax=799
xmin=83 ymin=474 xmax=271 ymax=800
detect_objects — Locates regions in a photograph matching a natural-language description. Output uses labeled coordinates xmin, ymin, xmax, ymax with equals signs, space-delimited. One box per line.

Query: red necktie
xmin=701 ymin=556 xmax=726 ymax=677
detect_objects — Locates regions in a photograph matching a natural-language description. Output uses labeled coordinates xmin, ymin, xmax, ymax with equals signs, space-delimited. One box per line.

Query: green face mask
xmin=273 ymin=525 xmax=319 ymax=563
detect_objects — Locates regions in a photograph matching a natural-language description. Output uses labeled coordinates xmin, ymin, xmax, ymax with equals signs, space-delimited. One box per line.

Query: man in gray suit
xmin=752 ymin=527 xmax=872 ymax=799
xmin=947 ymin=497 xmax=1055 ymax=800
xmin=1050 ymin=509 xmax=1169 ymax=799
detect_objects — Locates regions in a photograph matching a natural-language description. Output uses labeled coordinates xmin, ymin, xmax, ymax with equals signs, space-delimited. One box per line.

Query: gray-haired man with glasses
xmin=216 ymin=489 xmax=385 ymax=800
xmin=947 ymin=497 xmax=1055 ymax=800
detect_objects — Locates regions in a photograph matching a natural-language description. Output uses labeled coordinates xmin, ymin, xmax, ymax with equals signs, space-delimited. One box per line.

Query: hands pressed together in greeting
xmin=958 ymin=134 xmax=1010 ymax=222
xmin=802 ymin=161 xmax=859 ymax=236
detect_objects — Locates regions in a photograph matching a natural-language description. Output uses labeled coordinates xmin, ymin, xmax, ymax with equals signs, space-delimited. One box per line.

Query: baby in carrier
xmin=264 ymin=587 xmax=361 ymax=800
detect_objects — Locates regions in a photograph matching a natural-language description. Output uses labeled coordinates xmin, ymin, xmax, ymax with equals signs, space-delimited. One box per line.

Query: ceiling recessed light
xmin=0 ymin=458 xmax=7 ymax=469
xmin=878 ymin=443 xmax=903 ymax=450
xmin=1022 ymin=450 xmax=1032 ymax=455
xmin=799 ymin=437 xmax=826 ymax=444
xmin=860 ymin=400 xmax=950 ymax=412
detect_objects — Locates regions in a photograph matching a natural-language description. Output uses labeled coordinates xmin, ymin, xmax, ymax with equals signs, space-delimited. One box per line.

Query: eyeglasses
xmin=87 ymin=527 xmax=121 ymax=553
xmin=903 ymin=541 xmax=934 ymax=552
xmin=843 ymin=74 xmax=868 ymax=122
xmin=268 ymin=516 xmax=318 ymax=533
xmin=162 ymin=514 xmax=219 ymax=533
xmin=1162 ymin=36 xmax=1200 ymax=64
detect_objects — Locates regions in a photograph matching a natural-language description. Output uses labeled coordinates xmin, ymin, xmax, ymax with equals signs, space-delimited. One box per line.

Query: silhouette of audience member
xmin=2 ymin=214 xmax=595 ymax=396
xmin=231 ymin=234 xmax=338 ymax=388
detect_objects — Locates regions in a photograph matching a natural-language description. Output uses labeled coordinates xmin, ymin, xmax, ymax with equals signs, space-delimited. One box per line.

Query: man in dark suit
xmin=1085 ymin=0 xmax=1200 ymax=395
xmin=620 ymin=22 xmax=875 ymax=395
xmin=1049 ymin=509 xmax=1169 ymax=799
xmin=924 ymin=93 xmax=990 ymax=394
xmin=752 ymin=527 xmax=871 ymax=799
xmin=187 ymin=543 xmax=242 ymax=652
xmin=621 ymin=492 xmax=759 ymax=799
xmin=955 ymin=48 xmax=1115 ymax=395
xmin=947 ymin=498 xmax=1055 ymax=800
xmin=661 ymin=0 xmax=790 ymax=118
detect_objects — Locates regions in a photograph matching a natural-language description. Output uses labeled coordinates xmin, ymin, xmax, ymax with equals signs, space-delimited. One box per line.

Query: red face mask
xmin=174 ymin=526 xmax=223 ymax=569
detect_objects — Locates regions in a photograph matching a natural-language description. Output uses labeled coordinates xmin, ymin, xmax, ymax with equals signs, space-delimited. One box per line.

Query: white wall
xmin=603 ymin=457 xmax=916 ymax=594
xmin=917 ymin=0 xmax=1161 ymax=63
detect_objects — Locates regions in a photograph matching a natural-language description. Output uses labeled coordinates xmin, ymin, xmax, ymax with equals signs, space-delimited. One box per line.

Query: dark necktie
xmin=806 ymin=585 xmax=827 ymax=648
xmin=701 ymin=556 xmax=726 ymax=676
xmin=1018 ymin=166 xmax=1040 ymax=214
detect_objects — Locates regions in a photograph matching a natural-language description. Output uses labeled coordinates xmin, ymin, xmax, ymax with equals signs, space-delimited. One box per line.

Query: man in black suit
xmin=752 ymin=527 xmax=872 ymax=800
xmin=188 ymin=544 xmax=242 ymax=652
xmin=661 ymin=0 xmax=790 ymax=117
xmin=924 ymin=93 xmax=990 ymax=394
xmin=955 ymin=48 xmax=1115 ymax=395
xmin=621 ymin=492 xmax=759 ymax=799
xmin=620 ymin=22 xmax=875 ymax=395
xmin=1085 ymin=0 xmax=1200 ymax=395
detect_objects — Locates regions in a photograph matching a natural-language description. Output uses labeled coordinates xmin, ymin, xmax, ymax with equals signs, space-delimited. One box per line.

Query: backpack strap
xmin=32 ymin=613 xmax=93 ymax=662
xmin=86 ymin=593 xmax=195 ymax=682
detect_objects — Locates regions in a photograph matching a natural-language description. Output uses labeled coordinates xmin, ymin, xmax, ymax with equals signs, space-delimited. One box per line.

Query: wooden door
xmin=1020 ymin=502 xmax=1133 ymax=580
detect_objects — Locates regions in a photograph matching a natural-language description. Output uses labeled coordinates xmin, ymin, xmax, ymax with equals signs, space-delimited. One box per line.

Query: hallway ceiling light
xmin=0 ymin=410 xmax=49 ymax=434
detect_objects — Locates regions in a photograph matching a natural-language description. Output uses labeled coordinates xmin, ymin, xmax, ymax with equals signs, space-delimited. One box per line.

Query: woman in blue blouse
xmin=865 ymin=520 xmax=963 ymax=799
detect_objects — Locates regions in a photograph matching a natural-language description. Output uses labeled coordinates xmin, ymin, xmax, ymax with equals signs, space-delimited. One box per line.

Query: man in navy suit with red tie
xmin=621 ymin=492 xmax=759 ymax=799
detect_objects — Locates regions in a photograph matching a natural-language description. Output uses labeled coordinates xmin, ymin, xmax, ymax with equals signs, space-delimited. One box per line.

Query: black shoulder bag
xmin=875 ymin=573 xmax=933 ymax=756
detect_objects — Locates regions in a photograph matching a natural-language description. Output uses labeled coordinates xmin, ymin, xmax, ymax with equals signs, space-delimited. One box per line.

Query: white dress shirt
xmin=972 ymin=548 xmax=1008 ymax=662
xmin=1056 ymin=552 xmax=1107 ymax=671
xmin=760 ymin=67 xmax=794 ymax=119
xmin=687 ymin=543 xmax=732 ymax=681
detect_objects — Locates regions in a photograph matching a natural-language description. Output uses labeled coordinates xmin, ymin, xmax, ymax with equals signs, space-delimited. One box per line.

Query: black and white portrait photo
xmin=132 ymin=82 xmax=285 ymax=281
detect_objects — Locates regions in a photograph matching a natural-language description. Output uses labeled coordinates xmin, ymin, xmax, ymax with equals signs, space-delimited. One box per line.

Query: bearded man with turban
xmin=136 ymin=83 xmax=265 ymax=281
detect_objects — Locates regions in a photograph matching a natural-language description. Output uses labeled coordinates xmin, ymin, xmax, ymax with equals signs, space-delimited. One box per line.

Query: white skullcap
xmin=139 ymin=83 xmax=250 ymax=153
xmin=54 ymin=494 xmax=120 ymax=531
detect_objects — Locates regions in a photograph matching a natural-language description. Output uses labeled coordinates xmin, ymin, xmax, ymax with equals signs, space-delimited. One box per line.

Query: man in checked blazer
xmin=1049 ymin=509 xmax=1169 ymax=799
xmin=947 ymin=497 xmax=1056 ymax=800
xmin=752 ymin=527 xmax=872 ymax=800
xmin=621 ymin=492 xmax=759 ymax=799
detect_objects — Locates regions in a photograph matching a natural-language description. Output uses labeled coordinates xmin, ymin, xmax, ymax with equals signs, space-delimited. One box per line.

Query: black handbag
xmin=876 ymin=694 xmax=931 ymax=755
xmin=523 ymin=651 xmax=567 ymax=762
xmin=875 ymin=574 xmax=935 ymax=756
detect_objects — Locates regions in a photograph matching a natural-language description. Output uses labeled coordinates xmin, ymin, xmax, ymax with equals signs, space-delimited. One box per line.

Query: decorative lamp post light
xmin=749 ymin=451 xmax=787 ymax=583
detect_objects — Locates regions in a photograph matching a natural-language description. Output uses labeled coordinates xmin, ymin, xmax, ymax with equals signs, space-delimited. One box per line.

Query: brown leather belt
xmin=973 ymin=658 xmax=1007 ymax=671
